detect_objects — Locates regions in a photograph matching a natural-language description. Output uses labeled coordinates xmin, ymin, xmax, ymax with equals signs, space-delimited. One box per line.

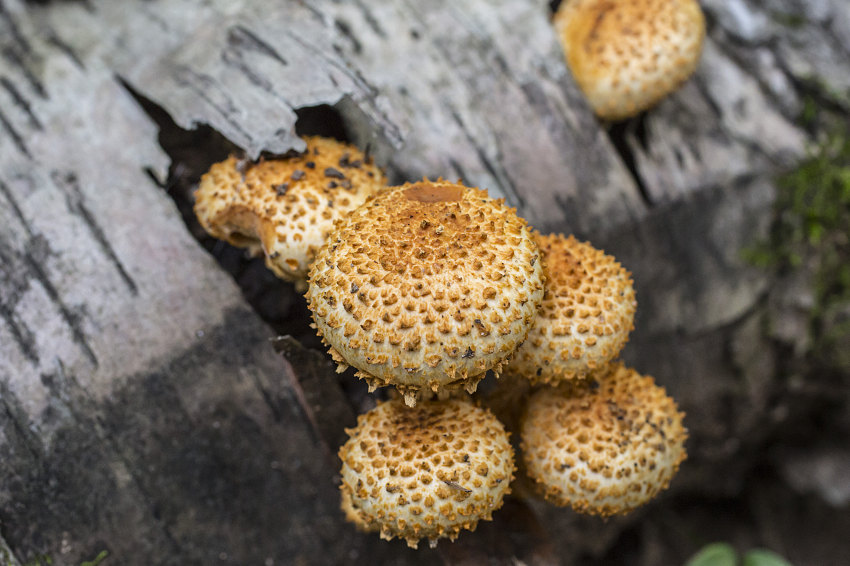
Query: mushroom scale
xmin=506 ymin=233 xmax=636 ymax=385
xmin=339 ymin=398 xmax=515 ymax=549
xmin=193 ymin=137 xmax=386 ymax=289
xmin=520 ymin=363 xmax=687 ymax=517
xmin=554 ymin=0 xmax=706 ymax=121
xmin=307 ymin=180 xmax=546 ymax=406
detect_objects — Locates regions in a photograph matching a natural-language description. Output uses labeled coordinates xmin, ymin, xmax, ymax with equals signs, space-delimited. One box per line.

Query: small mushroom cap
xmin=307 ymin=180 xmax=546 ymax=406
xmin=506 ymin=233 xmax=635 ymax=385
xmin=520 ymin=363 xmax=687 ymax=516
xmin=194 ymin=156 xmax=263 ymax=251
xmin=193 ymin=137 xmax=386 ymax=288
xmin=339 ymin=398 xmax=515 ymax=549
xmin=555 ymin=0 xmax=706 ymax=120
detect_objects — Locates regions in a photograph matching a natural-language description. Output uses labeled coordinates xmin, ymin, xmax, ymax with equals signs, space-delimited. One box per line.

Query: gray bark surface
xmin=1 ymin=0 xmax=849 ymax=565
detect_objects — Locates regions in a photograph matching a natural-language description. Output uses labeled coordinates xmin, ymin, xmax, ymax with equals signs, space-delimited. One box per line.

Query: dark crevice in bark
xmin=606 ymin=116 xmax=653 ymax=206
xmin=294 ymin=103 xmax=350 ymax=141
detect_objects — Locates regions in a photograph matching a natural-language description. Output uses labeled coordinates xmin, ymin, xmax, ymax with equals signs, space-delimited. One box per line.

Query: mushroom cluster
xmin=194 ymin=136 xmax=687 ymax=549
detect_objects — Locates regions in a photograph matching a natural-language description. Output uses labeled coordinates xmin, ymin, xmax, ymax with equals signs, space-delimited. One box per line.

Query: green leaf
xmin=80 ymin=550 xmax=108 ymax=566
xmin=684 ymin=543 xmax=738 ymax=566
xmin=742 ymin=549 xmax=794 ymax=566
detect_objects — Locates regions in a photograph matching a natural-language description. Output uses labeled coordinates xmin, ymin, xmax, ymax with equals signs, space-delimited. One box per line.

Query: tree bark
xmin=1 ymin=0 xmax=849 ymax=564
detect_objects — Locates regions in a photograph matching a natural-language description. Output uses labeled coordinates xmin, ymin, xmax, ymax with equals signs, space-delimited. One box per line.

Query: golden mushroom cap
xmin=193 ymin=137 xmax=386 ymax=288
xmin=520 ymin=363 xmax=687 ymax=516
xmin=554 ymin=0 xmax=706 ymax=120
xmin=506 ymin=233 xmax=635 ymax=385
xmin=339 ymin=398 xmax=515 ymax=549
xmin=307 ymin=180 xmax=546 ymax=406
xmin=194 ymin=155 xmax=261 ymax=250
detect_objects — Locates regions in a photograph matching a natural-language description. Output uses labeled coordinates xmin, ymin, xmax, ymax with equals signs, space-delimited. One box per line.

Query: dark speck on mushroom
xmin=462 ymin=347 xmax=474 ymax=359
xmin=325 ymin=167 xmax=346 ymax=179
xmin=291 ymin=169 xmax=305 ymax=181
xmin=275 ymin=183 xmax=289 ymax=195
xmin=339 ymin=153 xmax=363 ymax=168
xmin=443 ymin=480 xmax=472 ymax=493
xmin=306 ymin=161 xmax=316 ymax=169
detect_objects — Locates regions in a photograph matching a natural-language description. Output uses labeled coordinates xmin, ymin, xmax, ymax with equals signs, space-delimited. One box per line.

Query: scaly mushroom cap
xmin=554 ymin=0 xmax=706 ymax=120
xmin=307 ymin=180 xmax=546 ymax=406
xmin=339 ymin=398 xmax=514 ymax=549
xmin=520 ymin=363 xmax=687 ymax=516
xmin=507 ymin=233 xmax=635 ymax=385
xmin=193 ymin=137 xmax=386 ymax=289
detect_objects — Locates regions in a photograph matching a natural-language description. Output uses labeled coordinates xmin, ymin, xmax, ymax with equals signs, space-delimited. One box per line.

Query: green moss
xmin=79 ymin=550 xmax=108 ymax=566
xmin=770 ymin=11 xmax=807 ymax=29
xmin=749 ymin=126 xmax=850 ymax=369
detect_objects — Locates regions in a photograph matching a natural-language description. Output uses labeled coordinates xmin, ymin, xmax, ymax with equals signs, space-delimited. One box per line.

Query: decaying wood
xmin=2 ymin=0 xmax=850 ymax=564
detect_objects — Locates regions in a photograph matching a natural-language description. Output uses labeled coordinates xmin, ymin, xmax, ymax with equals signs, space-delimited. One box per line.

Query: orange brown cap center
xmin=403 ymin=183 xmax=464 ymax=203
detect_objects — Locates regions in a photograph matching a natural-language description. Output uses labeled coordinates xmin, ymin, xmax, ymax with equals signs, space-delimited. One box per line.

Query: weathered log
xmin=2 ymin=0 xmax=850 ymax=564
